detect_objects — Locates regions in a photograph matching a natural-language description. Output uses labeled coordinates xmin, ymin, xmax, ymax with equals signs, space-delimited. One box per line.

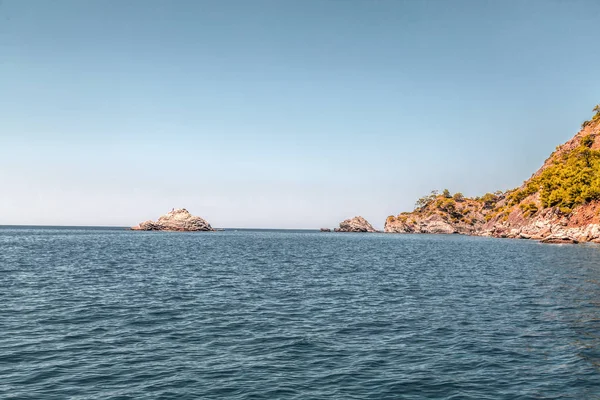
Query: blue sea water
xmin=2 ymin=227 xmax=600 ymax=399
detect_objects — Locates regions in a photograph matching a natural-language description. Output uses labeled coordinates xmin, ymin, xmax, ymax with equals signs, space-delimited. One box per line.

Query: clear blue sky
xmin=1 ymin=0 xmax=599 ymax=229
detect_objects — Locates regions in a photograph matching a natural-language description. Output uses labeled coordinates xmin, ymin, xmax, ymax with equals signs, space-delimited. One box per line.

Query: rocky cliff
xmin=385 ymin=106 xmax=600 ymax=244
xmin=335 ymin=216 xmax=377 ymax=232
xmin=132 ymin=208 xmax=214 ymax=231
xmin=385 ymin=195 xmax=490 ymax=235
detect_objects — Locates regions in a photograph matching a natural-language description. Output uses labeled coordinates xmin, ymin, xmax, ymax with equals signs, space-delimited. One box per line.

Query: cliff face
xmin=385 ymin=108 xmax=600 ymax=244
xmin=132 ymin=209 xmax=214 ymax=231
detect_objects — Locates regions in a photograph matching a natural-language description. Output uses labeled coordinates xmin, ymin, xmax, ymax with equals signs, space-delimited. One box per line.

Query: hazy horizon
xmin=2 ymin=0 xmax=600 ymax=230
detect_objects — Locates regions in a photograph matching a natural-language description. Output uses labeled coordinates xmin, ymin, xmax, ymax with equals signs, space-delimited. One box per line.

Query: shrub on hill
xmin=519 ymin=202 xmax=539 ymax=217
xmin=453 ymin=192 xmax=465 ymax=202
xmin=512 ymin=135 xmax=600 ymax=213
xmin=581 ymin=104 xmax=600 ymax=129
xmin=481 ymin=193 xmax=499 ymax=208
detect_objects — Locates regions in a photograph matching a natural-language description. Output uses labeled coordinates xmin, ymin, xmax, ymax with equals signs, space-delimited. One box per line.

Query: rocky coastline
xmin=384 ymin=110 xmax=600 ymax=245
xmin=129 ymin=108 xmax=600 ymax=244
xmin=384 ymin=200 xmax=600 ymax=244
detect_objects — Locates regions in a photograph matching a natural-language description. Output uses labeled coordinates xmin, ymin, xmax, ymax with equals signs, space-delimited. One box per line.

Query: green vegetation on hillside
xmin=514 ymin=134 xmax=600 ymax=213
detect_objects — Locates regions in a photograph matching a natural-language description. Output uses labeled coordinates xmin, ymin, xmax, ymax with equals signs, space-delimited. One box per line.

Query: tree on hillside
xmin=453 ymin=192 xmax=464 ymax=202
xmin=414 ymin=190 xmax=439 ymax=210
xmin=481 ymin=193 xmax=498 ymax=208
xmin=581 ymin=104 xmax=600 ymax=128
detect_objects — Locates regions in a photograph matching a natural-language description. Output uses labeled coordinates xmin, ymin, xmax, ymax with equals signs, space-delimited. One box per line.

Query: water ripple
xmin=1 ymin=228 xmax=600 ymax=398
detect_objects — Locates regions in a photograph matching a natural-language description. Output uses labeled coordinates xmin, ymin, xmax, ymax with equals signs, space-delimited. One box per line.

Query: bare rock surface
xmin=385 ymin=214 xmax=460 ymax=234
xmin=132 ymin=209 xmax=214 ymax=231
xmin=335 ymin=216 xmax=377 ymax=233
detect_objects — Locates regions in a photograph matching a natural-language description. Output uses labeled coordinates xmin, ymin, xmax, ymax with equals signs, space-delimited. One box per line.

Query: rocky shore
xmin=131 ymin=208 xmax=214 ymax=232
xmin=480 ymin=204 xmax=600 ymax=244
xmin=384 ymin=200 xmax=600 ymax=244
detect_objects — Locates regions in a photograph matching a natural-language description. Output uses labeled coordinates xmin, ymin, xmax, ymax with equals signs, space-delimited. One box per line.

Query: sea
xmin=2 ymin=227 xmax=600 ymax=399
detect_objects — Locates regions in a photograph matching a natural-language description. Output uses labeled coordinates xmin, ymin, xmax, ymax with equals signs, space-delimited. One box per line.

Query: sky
xmin=1 ymin=0 xmax=599 ymax=229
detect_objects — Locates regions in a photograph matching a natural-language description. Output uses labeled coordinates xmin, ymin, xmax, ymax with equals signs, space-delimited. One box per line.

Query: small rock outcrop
xmin=334 ymin=216 xmax=377 ymax=233
xmin=320 ymin=228 xmax=332 ymax=232
xmin=540 ymin=236 xmax=579 ymax=244
xmin=131 ymin=208 xmax=214 ymax=232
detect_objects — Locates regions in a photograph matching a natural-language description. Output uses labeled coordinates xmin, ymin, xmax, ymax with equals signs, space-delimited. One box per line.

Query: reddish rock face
xmin=131 ymin=209 xmax=213 ymax=231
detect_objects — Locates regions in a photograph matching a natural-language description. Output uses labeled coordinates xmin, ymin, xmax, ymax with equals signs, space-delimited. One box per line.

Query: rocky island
xmin=385 ymin=104 xmax=600 ymax=244
xmin=334 ymin=216 xmax=377 ymax=232
xmin=131 ymin=208 xmax=214 ymax=231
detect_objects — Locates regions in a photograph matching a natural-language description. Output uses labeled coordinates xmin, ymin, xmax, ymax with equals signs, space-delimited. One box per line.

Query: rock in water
xmin=335 ymin=216 xmax=377 ymax=232
xmin=131 ymin=209 xmax=214 ymax=231
xmin=540 ymin=236 xmax=579 ymax=244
